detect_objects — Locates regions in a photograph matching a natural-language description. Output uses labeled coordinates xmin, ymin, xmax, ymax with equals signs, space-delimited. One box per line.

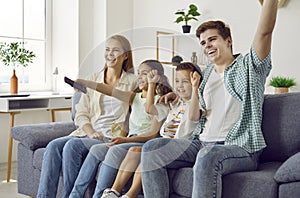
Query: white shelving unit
xmin=156 ymin=31 xmax=206 ymax=87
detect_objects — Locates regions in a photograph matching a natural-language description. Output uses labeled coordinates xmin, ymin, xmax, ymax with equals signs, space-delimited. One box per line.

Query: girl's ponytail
xmin=156 ymin=75 xmax=173 ymax=96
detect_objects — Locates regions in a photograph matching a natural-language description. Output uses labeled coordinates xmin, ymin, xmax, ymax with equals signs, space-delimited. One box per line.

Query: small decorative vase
xmin=10 ymin=69 xmax=18 ymax=94
xmin=182 ymin=25 xmax=191 ymax=33
xmin=191 ymin=52 xmax=198 ymax=65
xmin=275 ymin=87 xmax=288 ymax=94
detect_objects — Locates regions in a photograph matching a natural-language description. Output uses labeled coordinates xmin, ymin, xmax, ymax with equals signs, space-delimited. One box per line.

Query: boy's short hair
xmin=176 ymin=62 xmax=203 ymax=81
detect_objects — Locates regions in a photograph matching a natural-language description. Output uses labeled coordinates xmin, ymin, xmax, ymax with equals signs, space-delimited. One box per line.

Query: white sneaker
xmin=101 ymin=188 xmax=120 ymax=198
xmin=120 ymin=195 xmax=130 ymax=198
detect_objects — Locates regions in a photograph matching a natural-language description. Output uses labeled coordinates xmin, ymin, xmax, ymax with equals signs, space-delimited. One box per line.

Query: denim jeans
xmin=69 ymin=143 xmax=110 ymax=198
xmin=141 ymin=138 xmax=260 ymax=198
xmin=92 ymin=142 xmax=144 ymax=198
xmin=37 ymin=136 xmax=103 ymax=198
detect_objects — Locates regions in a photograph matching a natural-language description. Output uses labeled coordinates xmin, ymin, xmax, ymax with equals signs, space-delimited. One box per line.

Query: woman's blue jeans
xmin=69 ymin=143 xmax=109 ymax=198
xmin=141 ymin=138 xmax=260 ymax=198
xmin=37 ymin=136 xmax=103 ymax=198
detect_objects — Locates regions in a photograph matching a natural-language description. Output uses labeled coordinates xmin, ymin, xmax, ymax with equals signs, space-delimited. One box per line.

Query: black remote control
xmin=64 ymin=76 xmax=87 ymax=94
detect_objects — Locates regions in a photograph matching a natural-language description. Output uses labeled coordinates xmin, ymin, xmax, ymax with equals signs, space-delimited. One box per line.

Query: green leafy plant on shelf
xmin=174 ymin=4 xmax=201 ymax=33
xmin=269 ymin=76 xmax=296 ymax=88
xmin=0 ymin=42 xmax=36 ymax=68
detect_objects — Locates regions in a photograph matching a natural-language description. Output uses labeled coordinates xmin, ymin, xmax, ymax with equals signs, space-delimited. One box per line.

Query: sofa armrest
xmin=11 ymin=121 xmax=77 ymax=151
xmin=274 ymin=152 xmax=300 ymax=183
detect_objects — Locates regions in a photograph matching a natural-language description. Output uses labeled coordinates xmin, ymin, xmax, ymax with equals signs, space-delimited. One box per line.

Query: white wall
xmin=106 ymin=0 xmax=133 ymax=37
xmin=132 ymin=0 xmax=300 ymax=93
xmin=78 ymin=0 xmax=106 ymax=78
xmin=52 ymin=0 xmax=79 ymax=92
xmin=78 ymin=0 xmax=134 ymax=78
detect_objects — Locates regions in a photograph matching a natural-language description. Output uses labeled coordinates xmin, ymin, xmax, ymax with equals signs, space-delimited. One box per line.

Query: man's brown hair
xmin=196 ymin=20 xmax=231 ymax=40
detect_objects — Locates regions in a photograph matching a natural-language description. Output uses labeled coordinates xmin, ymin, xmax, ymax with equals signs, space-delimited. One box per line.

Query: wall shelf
xmin=156 ymin=31 xmax=205 ymax=87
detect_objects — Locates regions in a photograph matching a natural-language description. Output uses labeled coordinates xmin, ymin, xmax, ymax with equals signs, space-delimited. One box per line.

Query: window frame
xmin=0 ymin=0 xmax=52 ymax=92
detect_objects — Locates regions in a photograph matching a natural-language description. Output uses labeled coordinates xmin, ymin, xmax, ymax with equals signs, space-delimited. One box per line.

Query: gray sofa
xmin=12 ymin=92 xmax=300 ymax=198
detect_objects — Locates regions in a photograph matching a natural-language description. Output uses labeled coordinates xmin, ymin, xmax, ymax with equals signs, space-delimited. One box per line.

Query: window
xmin=0 ymin=0 xmax=51 ymax=92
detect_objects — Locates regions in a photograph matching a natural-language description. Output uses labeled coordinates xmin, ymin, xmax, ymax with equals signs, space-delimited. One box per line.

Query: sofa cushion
xmin=171 ymin=167 xmax=193 ymax=197
xmin=278 ymin=181 xmax=300 ymax=198
xmin=222 ymin=162 xmax=281 ymax=198
xmin=274 ymin=152 xmax=300 ymax=183
xmin=260 ymin=93 xmax=300 ymax=163
xmin=170 ymin=162 xmax=281 ymax=198
xmin=33 ymin=148 xmax=45 ymax=171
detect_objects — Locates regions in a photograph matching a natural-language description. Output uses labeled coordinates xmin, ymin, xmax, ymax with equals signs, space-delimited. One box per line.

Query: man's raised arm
xmin=253 ymin=0 xmax=278 ymax=60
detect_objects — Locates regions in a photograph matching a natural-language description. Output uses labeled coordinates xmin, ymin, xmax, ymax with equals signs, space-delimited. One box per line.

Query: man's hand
xmin=147 ymin=70 xmax=160 ymax=84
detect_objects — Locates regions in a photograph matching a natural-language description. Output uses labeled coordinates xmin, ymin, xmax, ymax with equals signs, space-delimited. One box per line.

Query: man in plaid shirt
xmin=141 ymin=0 xmax=278 ymax=197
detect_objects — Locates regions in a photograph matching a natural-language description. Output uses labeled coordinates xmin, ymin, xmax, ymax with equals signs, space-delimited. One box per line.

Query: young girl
xmin=100 ymin=62 xmax=203 ymax=198
xmin=69 ymin=60 xmax=172 ymax=198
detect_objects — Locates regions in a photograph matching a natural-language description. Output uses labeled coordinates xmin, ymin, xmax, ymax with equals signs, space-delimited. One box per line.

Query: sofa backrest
xmin=260 ymin=92 xmax=300 ymax=163
xmin=71 ymin=91 xmax=81 ymax=120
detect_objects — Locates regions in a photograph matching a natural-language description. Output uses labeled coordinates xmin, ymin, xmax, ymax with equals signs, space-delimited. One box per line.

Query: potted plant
xmin=0 ymin=42 xmax=36 ymax=94
xmin=268 ymin=76 xmax=296 ymax=94
xmin=174 ymin=4 xmax=201 ymax=33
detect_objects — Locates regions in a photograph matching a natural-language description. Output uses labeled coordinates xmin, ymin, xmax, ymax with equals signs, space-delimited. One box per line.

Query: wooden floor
xmin=0 ymin=162 xmax=27 ymax=198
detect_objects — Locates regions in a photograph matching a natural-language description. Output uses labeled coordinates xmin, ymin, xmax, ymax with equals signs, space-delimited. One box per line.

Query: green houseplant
xmin=0 ymin=42 xmax=35 ymax=67
xmin=269 ymin=76 xmax=296 ymax=94
xmin=174 ymin=4 xmax=201 ymax=33
xmin=0 ymin=42 xmax=36 ymax=93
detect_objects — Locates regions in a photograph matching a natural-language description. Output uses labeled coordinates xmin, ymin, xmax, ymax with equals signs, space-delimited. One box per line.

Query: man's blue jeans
xmin=69 ymin=142 xmax=143 ymax=198
xmin=141 ymin=138 xmax=260 ymax=198
xmin=37 ymin=136 xmax=103 ymax=198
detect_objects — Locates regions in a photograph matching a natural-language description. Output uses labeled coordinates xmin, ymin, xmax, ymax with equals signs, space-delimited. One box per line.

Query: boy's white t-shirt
xmin=200 ymin=69 xmax=241 ymax=142
xmin=155 ymin=99 xmax=198 ymax=140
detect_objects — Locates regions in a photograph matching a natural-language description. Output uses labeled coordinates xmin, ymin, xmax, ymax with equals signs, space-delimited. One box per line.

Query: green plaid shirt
xmin=194 ymin=46 xmax=272 ymax=153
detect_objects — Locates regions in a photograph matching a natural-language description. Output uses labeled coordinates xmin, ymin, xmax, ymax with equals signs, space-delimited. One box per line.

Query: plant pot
xmin=10 ymin=69 xmax=18 ymax=94
xmin=182 ymin=25 xmax=191 ymax=33
xmin=274 ymin=87 xmax=289 ymax=94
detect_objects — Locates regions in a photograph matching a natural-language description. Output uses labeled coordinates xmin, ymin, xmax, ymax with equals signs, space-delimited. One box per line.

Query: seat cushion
xmin=171 ymin=167 xmax=193 ymax=197
xmin=222 ymin=162 xmax=281 ymax=198
xmin=170 ymin=162 xmax=282 ymax=198
xmin=278 ymin=181 xmax=300 ymax=198
xmin=274 ymin=152 xmax=300 ymax=183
